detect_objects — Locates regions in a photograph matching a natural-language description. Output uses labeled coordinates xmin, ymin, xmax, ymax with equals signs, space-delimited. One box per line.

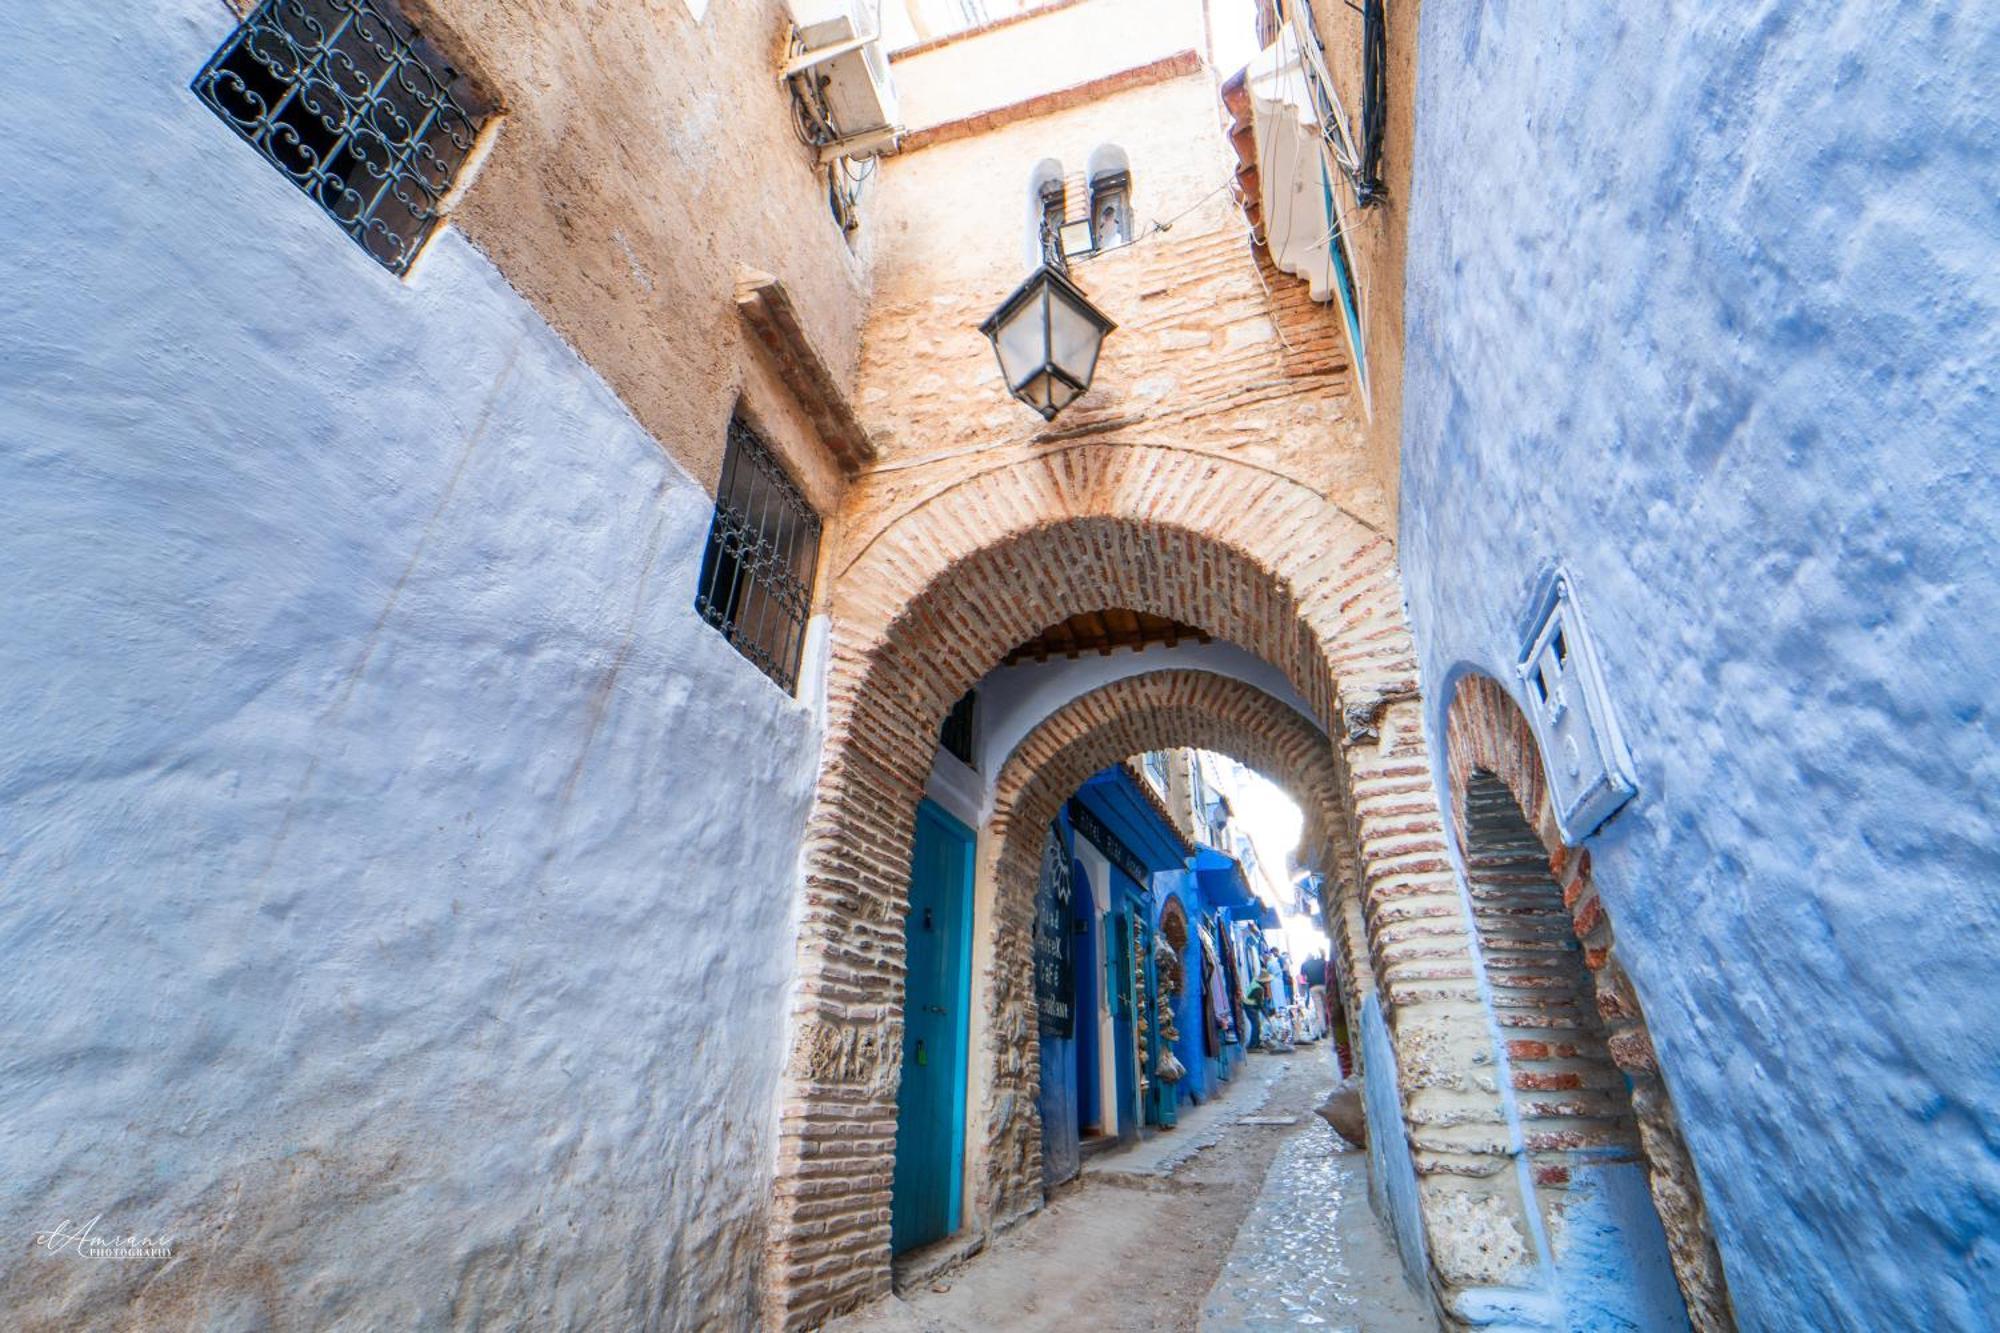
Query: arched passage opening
xmin=1444 ymin=672 xmax=1734 ymax=1332
xmin=973 ymin=668 xmax=1361 ymax=1224
xmin=765 ymin=444 xmax=1512 ymax=1328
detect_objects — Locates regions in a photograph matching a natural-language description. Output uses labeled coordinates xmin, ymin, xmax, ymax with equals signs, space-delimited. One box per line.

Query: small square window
xmin=696 ymin=416 xmax=822 ymax=693
xmin=193 ymin=0 xmax=489 ymax=275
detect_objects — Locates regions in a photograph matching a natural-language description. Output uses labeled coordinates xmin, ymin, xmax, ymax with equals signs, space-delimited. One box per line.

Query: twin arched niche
xmin=1444 ymin=673 xmax=1734 ymax=1332
xmin=764 ymin=443 xmax=1492 ymax=1328
xmin=970 ymin=668 xmax=1353 ymax=1224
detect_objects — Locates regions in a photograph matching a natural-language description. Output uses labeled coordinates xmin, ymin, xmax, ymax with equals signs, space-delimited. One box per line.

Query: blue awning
xmin=1190 ymin=846 xmax=1256 ymax=912
xmin=1072 ymin=766 xmax=1193 ymax=877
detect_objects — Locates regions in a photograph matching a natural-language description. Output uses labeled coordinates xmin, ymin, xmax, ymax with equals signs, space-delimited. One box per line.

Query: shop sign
xmin=1068 ymin=799 xmax=1150 ymax=889
xmin=1034 ymin=824 xmax=1075 ymax=1038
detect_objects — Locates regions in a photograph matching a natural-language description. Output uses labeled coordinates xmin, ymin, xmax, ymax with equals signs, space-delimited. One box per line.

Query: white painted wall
xmin=973 ymin=639 xmax=1320 ymax=802
xmin=0 ymin=5 xmax=814 ymax=1326
xmin=888 ymin=0 xmax=1206 ymax=130
xmin=1072 ymin=838 xmax=1119 ymax=1128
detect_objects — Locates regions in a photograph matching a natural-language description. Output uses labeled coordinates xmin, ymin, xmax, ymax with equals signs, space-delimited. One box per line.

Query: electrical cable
xmin=1353 ymin=0 xmax=1386 ymax=205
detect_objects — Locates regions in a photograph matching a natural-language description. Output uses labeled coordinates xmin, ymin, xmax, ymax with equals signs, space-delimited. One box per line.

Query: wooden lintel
xmin=734 ymin=267 xmax=877 ymax=475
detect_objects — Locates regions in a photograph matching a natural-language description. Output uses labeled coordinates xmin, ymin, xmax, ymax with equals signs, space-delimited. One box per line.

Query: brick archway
xmin=971 ymin=668 xmax=1355 ymax=1223
xmin=766 ymin=443 xmax=1510 ymax=1328
xmin=1444 ymin=673 xmax=1734 ymax=1332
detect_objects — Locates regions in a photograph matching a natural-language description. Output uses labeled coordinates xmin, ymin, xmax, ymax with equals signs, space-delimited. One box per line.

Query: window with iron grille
xmin=192 ymin=0 xmax=489 ymax=275
xmin=696 ymin=416 xmax=822 ymax=693
xmin=939 ymin=690 xmax=977 ymax=766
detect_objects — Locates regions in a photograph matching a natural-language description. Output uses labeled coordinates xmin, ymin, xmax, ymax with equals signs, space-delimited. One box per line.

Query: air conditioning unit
xmin=783 ymin=0 xmax=900 ymax=160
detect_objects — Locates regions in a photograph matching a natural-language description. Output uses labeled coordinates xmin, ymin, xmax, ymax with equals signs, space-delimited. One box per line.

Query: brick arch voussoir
xmin=1443 ymin=673 xmax=1735 ymax=1333
xmin=991 ymin=671 xmax=1346 ymax=878
xmin=764 ymin=446 xmax=1423 ymax=1328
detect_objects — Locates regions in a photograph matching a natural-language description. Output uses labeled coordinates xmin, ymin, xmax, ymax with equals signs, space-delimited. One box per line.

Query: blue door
xmin=1107 ymin=906 xmax=1137 ymax=1138
xmin=1072 ymin=859 xmax=1101 ymax=1136
xmin=891 ymin=800 xmax=975 ymax=1254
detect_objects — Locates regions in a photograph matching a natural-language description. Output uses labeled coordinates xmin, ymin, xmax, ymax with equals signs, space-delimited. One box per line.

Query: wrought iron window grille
xmin=696 ymin=416 xmax=822 ymax=694
xmin=192 ymin=0 xmax=489 ymax=275
xmin=939 ymin=690 xmax=977 ymax=766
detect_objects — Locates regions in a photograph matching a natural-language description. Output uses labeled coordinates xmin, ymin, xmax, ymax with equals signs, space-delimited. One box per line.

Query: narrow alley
xmin=837 ymin=1052 xmax=1434 ymax=1333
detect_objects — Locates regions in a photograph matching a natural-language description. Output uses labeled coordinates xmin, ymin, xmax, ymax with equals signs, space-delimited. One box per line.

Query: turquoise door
xmin=891 ymin=800 xmax=975 ymax=1254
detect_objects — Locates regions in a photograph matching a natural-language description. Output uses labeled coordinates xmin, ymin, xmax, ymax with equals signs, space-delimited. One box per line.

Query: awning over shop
xmin=1072 ymin=766 xmax=1193 ymax=877
xmin=1190 ymin=846 xmax=1257 ymax=912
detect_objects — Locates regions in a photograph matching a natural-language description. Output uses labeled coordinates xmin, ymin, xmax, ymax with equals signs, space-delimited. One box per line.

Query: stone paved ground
xmin=828 ymin=1051 xmax=1436 ymax=1332
xmin=1199 ymin=1121 xmax=1437 ymax=1332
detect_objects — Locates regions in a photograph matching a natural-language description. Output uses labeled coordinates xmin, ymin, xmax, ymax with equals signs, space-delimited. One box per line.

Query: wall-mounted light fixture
xmin=978 ymin=220 xmax=1115 ymax=422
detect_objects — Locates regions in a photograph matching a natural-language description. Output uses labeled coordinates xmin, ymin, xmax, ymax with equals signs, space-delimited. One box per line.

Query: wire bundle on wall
xmin=1352 ymin=0 xmax=1386 ymax=204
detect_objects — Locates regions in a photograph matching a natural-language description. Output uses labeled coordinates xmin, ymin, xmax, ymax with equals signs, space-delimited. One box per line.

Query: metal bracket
xmin=779 ymin=35 xmax=874 ymax=82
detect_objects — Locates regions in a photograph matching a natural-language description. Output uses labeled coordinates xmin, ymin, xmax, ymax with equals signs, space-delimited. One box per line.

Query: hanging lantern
xmin=978 ymin=262 xmax=1116 ymax=422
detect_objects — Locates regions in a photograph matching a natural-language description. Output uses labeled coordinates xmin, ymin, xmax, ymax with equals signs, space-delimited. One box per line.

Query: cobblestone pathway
xmin=830 ymin=1055 xmax=1437 ymax=1332
xmin=1199 ymin=1120 xmax=1436 ymax=1331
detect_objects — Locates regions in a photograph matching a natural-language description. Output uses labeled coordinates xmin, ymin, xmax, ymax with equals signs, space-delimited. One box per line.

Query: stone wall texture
xmin=1401 ymin=2 xmax=2000 ymax=1328
xmin=402 ymin=0 xmax=873 ymax=501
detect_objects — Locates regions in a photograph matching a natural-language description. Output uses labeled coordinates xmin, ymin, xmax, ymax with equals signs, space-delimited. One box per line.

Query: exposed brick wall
xmin=974 ymin=669 xmax=1351 ymax=1221
xmin=761 ymin=430 xmax=1543 ymax=1327
xmin=1460 ymin=773 xmax=1643 ymax=1180
xmin=1444 ymin=674 xmax=1735 ymax=1332
xmin=760 ymin=65 xmax=1501 ymax=1327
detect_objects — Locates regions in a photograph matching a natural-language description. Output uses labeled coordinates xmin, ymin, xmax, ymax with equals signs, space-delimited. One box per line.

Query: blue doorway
xmin=1071 ymin=856 xmax=1100 ymax=1136
xmin=891 ymin=800 xmax=975 ymax=1254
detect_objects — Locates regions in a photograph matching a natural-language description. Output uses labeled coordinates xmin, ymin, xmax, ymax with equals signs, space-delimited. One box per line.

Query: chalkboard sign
xmin=1034 ymin=824 xmax=1076 ymax=1038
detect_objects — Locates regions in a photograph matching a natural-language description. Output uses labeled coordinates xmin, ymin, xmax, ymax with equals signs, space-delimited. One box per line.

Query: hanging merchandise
xmin=1152 ymin=935 xmax=1184 ymax=1082
xmin=1216 ymin=919 xmax=1247 ymax=1044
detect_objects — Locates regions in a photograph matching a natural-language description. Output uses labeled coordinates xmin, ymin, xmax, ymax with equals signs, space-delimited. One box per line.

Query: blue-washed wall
xmin=1401 ymin=3 xmax=2000 ymax=1329
xmin=0 ymin=4 xmax=818 ymax=1326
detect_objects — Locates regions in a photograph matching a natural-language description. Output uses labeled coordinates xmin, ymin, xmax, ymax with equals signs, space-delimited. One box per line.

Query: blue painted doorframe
xmin=891 ymin=800 xmax=975 ymax=1254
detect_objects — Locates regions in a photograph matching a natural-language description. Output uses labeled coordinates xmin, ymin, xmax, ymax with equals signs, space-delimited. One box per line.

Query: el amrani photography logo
xmin=32 ymin=1215 xmax=174 ymax=1261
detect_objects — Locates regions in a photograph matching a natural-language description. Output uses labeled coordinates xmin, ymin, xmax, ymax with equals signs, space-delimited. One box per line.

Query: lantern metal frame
xmin=977 ymin=263 xmax=1117 ymax=421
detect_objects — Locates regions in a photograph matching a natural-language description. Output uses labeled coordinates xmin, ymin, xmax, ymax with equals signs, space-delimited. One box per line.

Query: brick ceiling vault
xmin=767 ymin=443 xmax=1424 ymax=1327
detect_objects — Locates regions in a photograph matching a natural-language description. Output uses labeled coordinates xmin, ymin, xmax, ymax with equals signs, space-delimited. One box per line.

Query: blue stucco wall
xmin=1362 ymin=993 xmax=1430 ymax=1296
xmin=0 ymin=4 xmax=818 ymax=1325
xmin=1400 ymin=3 xmax=2000 ymax=1329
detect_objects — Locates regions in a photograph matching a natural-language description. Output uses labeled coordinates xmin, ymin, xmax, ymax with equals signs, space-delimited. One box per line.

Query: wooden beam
xmin=734 ymin=267 xmax=877 ymax=475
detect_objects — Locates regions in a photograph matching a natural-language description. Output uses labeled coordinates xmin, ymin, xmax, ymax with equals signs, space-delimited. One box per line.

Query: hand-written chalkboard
xmin=1034 ymin=824 xmax=1076 ymax=1038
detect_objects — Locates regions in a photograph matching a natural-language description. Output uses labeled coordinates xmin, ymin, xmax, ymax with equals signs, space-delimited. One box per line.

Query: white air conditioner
xmin=783 ymin=0 xmax=900 ymax=158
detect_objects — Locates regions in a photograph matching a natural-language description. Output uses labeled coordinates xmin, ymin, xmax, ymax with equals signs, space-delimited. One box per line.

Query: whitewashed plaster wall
xmin=888 ymin=0 xmax=1205 ymax=130
xmin=0 ymin=5 xmax=815 ymax=1327
xmin=971 ymin=640 xmax=1321 ymax=804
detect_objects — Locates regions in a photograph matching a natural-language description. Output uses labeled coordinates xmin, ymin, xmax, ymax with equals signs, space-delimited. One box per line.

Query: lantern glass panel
xmin=993 ymin=286 xmax=1049 ymax=392
xmin=1046 ymin=375 xmax=1083 ymax=414
xmin=1048 ymin=290 xmax=1104 ymax=386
